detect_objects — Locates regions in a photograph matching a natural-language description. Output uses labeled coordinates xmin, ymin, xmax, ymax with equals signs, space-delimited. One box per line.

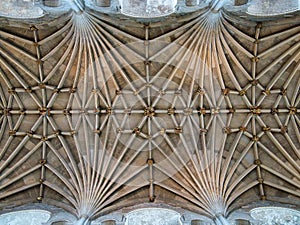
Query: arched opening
xmin=0 ymin=0 xmax=43 ymax=18
xmin=250 ymin=207 xmax=300 ymax=224
xmin=125 ymin=208 xmax=181 ymax=225
xmin=119 ymin=0 xmax=177 ymax=18
xmin=0 ymin=210 xmax=51 ymax=225
xmin=247 ymin=0 xmax=299 ymax=16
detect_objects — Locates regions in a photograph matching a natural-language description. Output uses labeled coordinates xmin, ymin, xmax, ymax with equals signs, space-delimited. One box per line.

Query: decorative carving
xmin=144 ymin=107 xmax=155 ymax=117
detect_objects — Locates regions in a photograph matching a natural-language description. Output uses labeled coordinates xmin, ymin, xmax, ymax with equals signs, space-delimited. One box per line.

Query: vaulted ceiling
xmin=0 ymin=0 xmax=299 ymax=223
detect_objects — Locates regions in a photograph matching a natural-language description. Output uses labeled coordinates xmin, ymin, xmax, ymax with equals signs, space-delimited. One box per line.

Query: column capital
xmin=215 ymin=215 xmax=230 ymax=225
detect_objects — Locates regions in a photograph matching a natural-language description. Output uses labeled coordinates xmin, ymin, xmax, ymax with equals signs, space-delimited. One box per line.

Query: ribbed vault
xmin=0 ymin=1 xmax=299 ymax=224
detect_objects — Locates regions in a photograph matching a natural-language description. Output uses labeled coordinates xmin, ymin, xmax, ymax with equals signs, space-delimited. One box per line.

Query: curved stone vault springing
xmin=0 ymin=1 xmax=299 ymax=224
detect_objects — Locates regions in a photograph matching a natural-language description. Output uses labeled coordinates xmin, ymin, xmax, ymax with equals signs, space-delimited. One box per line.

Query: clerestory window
xmin=0 ymin=209 xmax=51 ymax=225
xmin=119 ymin=0 xmax=177 ymax=18
xmin=250 ymin=207 xmax=300 ymax=225
xmin=0 ymin=0 xmax=43 ymax=18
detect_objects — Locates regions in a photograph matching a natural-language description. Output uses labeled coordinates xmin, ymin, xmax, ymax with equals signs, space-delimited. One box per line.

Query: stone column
xmin=74 ymin=217 xmax=90 ymax=225
xmin=43 ymin=0 xmax=61 ymax=7
xmin=95 ymin=0 xmax=111 ymax=7
xmin=214 ymin=215 xmax=230 ymax=225
xmin=185 ymin=0 xmax=198 ymax=6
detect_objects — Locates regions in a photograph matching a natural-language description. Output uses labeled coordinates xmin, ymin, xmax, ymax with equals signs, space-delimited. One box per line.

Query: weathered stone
xmin=95 ymin=0 xmax=110 ymax=7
